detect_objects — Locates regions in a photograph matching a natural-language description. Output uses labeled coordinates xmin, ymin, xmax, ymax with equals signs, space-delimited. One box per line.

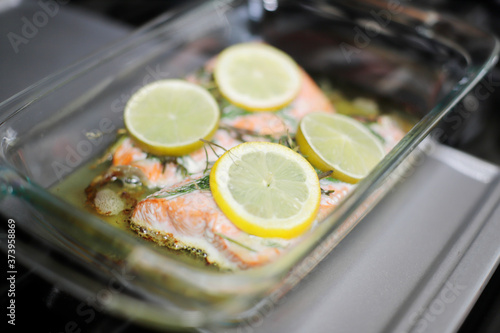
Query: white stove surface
xmin=226 ymin=142 xmax=500 ymax=333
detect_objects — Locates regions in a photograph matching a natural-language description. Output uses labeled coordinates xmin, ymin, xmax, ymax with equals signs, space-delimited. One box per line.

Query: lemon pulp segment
xmin=124 ymin=79 xmax=219 ymax=156
xmin=214 ymin=43 xmax=302 ymax=111
xmin=210 ymin=142 xmax=321 ymax=239
xmin=297 ymin=112 xmax=385 ymax=184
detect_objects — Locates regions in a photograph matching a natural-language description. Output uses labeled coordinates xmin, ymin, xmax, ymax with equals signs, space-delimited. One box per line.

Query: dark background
xmin=1 ymin=0 xmax=500 ymax=332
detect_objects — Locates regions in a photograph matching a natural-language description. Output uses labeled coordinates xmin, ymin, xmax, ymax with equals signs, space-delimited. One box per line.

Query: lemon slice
xmin=214 ymin=43 xmax=302 ymax=111
xmin=296 ymin=112 xmax=385 ymax=184
xmin=124 ymin=79 xmax=219 ymax=156
xmin=210 ymin=142 xmax=321 ymax=239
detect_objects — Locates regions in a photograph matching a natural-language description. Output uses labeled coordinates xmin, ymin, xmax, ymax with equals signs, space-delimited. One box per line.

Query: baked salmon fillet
xmin=87 ymin=49 xmax=405 ymax=270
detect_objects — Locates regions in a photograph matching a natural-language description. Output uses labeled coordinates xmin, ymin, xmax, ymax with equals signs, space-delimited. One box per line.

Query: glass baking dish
xmin=0 ymin=0 xmax=498 ymax=330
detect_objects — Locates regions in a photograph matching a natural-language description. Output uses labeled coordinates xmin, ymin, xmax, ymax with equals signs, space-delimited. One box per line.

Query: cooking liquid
xmin=50 ymin=79 xmax=417 ymax=270
xmin=50 ymin=158 xmax=221 ymax=269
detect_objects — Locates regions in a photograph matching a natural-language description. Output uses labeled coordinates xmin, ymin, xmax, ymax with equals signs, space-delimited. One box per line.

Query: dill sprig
xmin=318 ymin=170 xmax=333 ymax=180
xmin=150 ymin=175 xmax=210 ymax=200
xmin=321 ymin=188 xmax=336 ymax=195
xmin=219 ymin=124 xmax=276 ymax=142
xmin=262 ymin=240 xmax=287 ymax=249
xmin=199 ymin=138 xmax=227 ymax=174
xmin=215 ymin=233 xmax=257 ymax=252
xmin=221 ymin=104 xmax=253 ymax=119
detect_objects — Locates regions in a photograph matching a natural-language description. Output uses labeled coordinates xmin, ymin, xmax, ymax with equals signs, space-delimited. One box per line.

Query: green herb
xmin=324 ymin=176 xmax=341 ymax=183
xmin=202 ymin=144 xmax=210 ymax=175
xmin=175 ymin=157 xmax=190 ymax=178
xmin=215 ymin=233 xmax=257 ymax=252
xmin=193 ymin=67 xmax=214 ymax=86
xmin=221 ymin=104 xmax=252 ymax=119
xmin=275 ymin=106 xmax=296 ymax=127
xmin=277 ymin=131 xmax=298 ymax=151
xmin=199 ymin=138 xmax=226 ymax=174
xmin=364 ymin=124 xmax=386 ymax=144
xmin=318 ymin=170 xmax=333 ymax=180
xmin=220 ymin=124 xmax=276 ymax=143
xmin=262 ymin=240 xmax=287 ymax=249
xmin=150 ymin=175 xmax=210 ymax=200
xmin=321 ymin=188 xmax=336 ymax=195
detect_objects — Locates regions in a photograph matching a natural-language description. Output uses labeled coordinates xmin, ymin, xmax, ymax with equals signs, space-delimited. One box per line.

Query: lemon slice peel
xmin=210 ymin=142 xmax=321 ymax=239
xmin=296 ymin=112 xmax=385 ymax=184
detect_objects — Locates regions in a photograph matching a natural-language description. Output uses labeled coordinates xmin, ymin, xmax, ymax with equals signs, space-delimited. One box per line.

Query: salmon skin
xmin=88 ymin=54 xmax=406 ymax=270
